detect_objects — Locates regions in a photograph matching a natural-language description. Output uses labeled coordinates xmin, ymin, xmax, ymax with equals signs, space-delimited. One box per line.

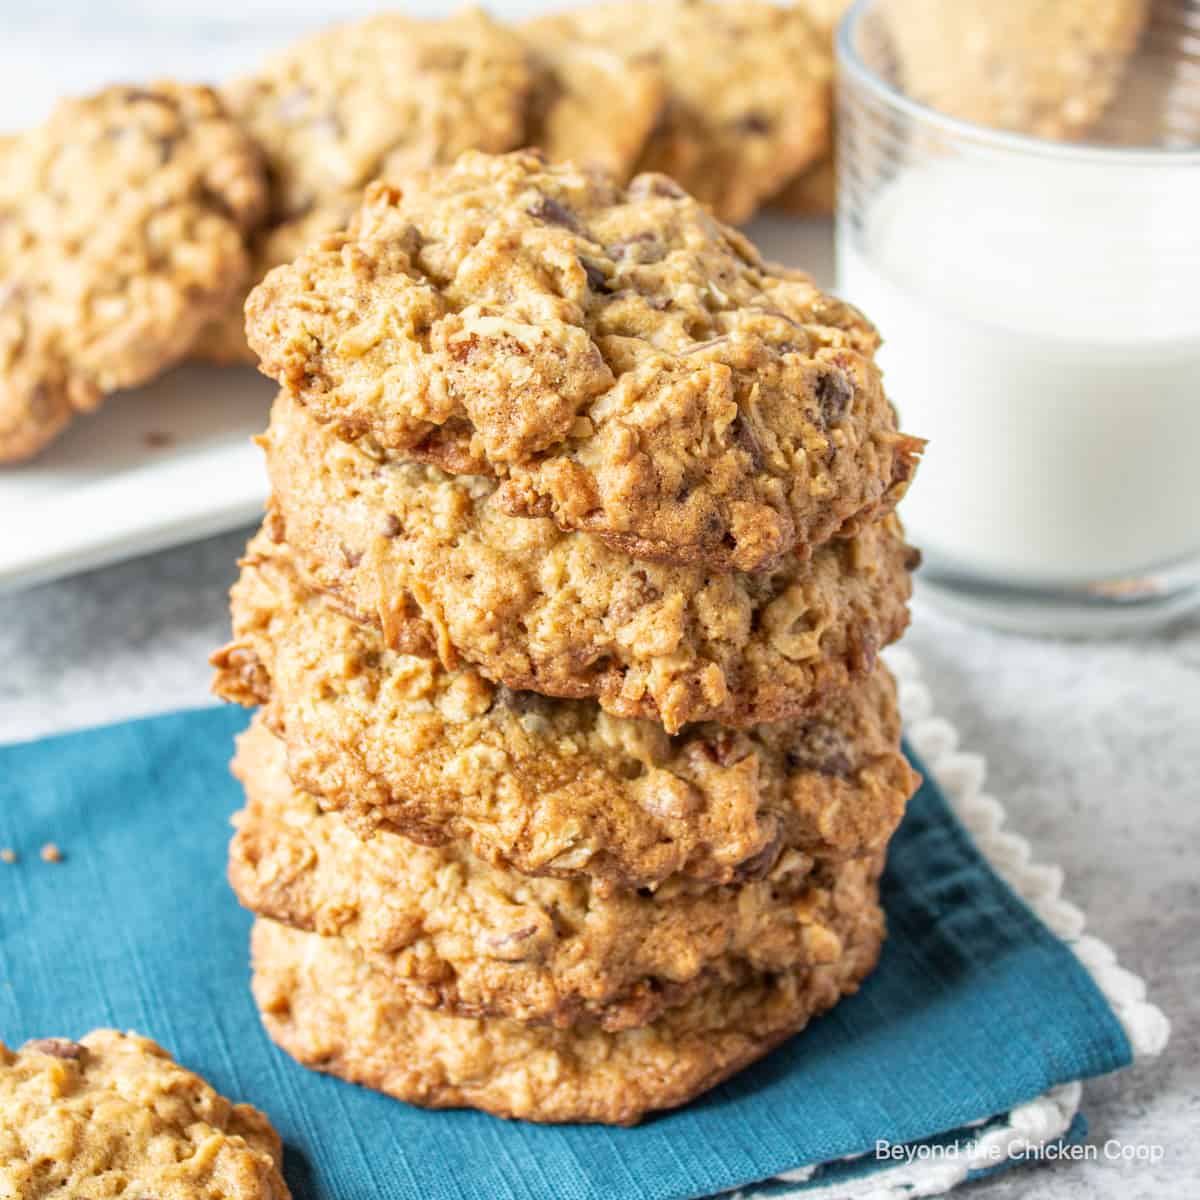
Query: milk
xmin=838 ymin=156 xmax=1200 ymax=584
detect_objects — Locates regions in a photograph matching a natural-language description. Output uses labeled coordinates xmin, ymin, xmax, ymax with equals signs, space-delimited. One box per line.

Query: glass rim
xmin=836 ymin=0 xmax=1200 ymax=166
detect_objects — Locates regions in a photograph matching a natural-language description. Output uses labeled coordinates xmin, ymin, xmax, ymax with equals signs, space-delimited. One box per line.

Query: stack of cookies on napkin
xmin=212 ymin=150 xmax=923 ymax=1125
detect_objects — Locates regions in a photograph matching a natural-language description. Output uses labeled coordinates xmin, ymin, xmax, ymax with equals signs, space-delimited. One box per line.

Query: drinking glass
xmin=836 ymin=0 xmax=1200 ymax=634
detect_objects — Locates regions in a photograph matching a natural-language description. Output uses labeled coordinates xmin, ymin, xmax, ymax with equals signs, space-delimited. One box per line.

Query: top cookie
xmin=224 ymin=9 xmax=534 ymax=223
xmin=0 ymin=1030 xmax=289 ymax=1199
xmin=527 ymin=0 xmax=832 ymax=223
xmin=0 ymin=83 xmax=267 ymax=462
xmin=248 ymin=152 xmax=921 ymax=572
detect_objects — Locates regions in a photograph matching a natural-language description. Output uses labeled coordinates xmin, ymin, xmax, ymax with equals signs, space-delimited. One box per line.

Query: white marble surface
xmin=1 ymin=4 xmax=1197 ymax=1197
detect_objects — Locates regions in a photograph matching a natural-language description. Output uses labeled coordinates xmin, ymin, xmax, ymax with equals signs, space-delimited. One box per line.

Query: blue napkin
xmin=0 ymin=707 xmax=1131 ymax=1200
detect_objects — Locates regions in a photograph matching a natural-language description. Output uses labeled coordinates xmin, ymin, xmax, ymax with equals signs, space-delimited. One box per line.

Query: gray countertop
xmin=1 ymin=535 xmax=1196 ymax=1198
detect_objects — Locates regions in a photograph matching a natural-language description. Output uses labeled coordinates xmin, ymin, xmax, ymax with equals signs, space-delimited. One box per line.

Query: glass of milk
xmin=835 ymin=0 xmax=1200 ymax=634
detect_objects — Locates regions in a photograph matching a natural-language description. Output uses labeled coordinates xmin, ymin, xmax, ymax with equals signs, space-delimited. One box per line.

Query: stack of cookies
xmin=213 ymin=150 xmax=923 ymax=1125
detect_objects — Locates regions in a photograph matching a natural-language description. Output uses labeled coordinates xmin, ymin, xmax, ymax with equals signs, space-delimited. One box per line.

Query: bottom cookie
xmin=251 ymin=869 xmax=885 ymax=1126
xmin=0 ymin=1029 xmax=290 ymax=1198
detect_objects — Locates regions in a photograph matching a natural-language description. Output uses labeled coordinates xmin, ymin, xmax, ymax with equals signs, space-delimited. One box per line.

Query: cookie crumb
xmin=40 ymin=842 xmax=63 ymax=863
xmin=143 ymin=430 xmax=174 ymax=448
xmin=0 ymin=848 xmax=16 ymax=864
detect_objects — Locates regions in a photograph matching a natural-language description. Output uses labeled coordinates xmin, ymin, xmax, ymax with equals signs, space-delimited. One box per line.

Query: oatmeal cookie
xmin=252 ymin=869 xmax=884 ymax=1126
xmin=248 ymin=153 xmax=921 ymax=571
xmin=0 ymin=83 xmax=267 ymax=462
xmin=0 ymin=1030 xmax=289 ymax=1198
xmin=520 ymin=22 xmax=667 ymax=181
xmin=213 ymin=537 xmax=915 ymax=887
xmin=224 ymin=9 xmax=533 ymax=224
xmin=526 ymin=1 xmax=831 ymax=223
xmin=887 ymin=0 xmax=1147 ymax=140
xmin=230 ymin=717 xmax=906 ymax=1028
xmin=259 ymin=391 xmax=917 ymax=733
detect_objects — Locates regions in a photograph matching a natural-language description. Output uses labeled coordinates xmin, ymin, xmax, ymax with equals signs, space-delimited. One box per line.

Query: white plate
xmin=0 ymin=366 xmax=275 ymax=592
xmin=0 ymin=217 xmax=834 ymax=593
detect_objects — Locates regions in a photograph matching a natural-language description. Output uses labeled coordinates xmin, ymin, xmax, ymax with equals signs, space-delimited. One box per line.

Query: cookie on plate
xmin=0 ymin=84 xmax=267 ymax=462
xmin=230 ymin=715 xmax=909 ymax=1028
xmin=519 ymin=21 xmax=667 ymax=181
xmin=256 ymin=391 xmax=917 ymax=734
xmin=886 ymin=0 xmax=1148 ymax=140
xmin=247 ymin=152 xmax=921 ymax=572
xmin=527 ymin=0 xmax=831 ymax=223
xmin=214 ymin=534 xmax=916 ymax=886
xmin=0 ymin=1029 xmax=289 ymax=1198
xmin=252 ymin=869 xmax=884 ymax=1126
xmin=224 ymin=9 xmax=533 ymax=224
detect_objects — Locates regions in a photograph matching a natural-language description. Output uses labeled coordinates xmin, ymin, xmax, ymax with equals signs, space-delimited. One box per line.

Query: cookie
xmin=224 ymin=9 xmax=533 ymax=224
xmin=886 ymin=0 xmax=1147 ymax=140
xmin=230 ymin=716 xmax=908 ymax=1028
xmin=528 ymin=0 xmax=831 ymax=223
xmin=193 ymin=191 xmax=361 ymax=366
xmin=252 ymin=863 xmax=883 ymax=1127
xmin=247 ymin=152 xmax=922 ymax=572
xmin=213 ymin=534 xmax=915 ymax=887
xmin=0 ymin=1029 xmax=289 ymax=1198
xmin=520 ymin=22 xmax=667 ymax=181
xmin=0 ymin=84 xmax=267 ymax=462
xmin=257 ymin=390 xmax=917 ymax=733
